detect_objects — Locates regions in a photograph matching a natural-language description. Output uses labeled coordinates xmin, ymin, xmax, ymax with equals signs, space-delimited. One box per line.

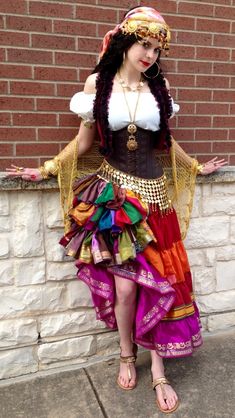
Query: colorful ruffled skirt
xmin=60 ymin=168 xmax=202 ymax=358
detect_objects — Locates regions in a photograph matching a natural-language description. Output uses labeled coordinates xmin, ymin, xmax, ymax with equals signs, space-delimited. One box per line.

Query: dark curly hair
xmin=92 ymin=29 xmax=173 ymax=156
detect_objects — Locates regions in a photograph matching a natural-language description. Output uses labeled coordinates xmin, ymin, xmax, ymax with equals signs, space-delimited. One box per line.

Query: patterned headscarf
xmin=99 ymin=6 xmax=171 ymax=58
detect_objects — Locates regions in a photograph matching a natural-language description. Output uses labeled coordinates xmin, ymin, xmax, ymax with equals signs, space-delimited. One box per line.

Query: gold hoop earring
xmin=143 ymin=61 xmax=160 ymax=79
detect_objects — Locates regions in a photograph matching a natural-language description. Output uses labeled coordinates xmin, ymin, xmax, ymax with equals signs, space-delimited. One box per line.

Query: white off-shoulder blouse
xmin=70 ymin=91 xmax=180 ymax=132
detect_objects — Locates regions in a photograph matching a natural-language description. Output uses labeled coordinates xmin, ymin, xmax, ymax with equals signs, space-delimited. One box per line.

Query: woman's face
xmin=125 ymin=37 xmax=161 ymax=72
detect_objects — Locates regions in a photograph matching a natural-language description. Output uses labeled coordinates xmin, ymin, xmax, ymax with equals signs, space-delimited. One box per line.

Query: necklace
xmin=121 ymin=83 xmax=142 ymax=151
xmin=117 ymin=72 xmax=144 ymax=92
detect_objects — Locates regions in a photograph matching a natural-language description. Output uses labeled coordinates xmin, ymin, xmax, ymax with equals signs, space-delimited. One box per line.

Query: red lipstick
xmin=140 ymin=60 xmax=150 ymax=67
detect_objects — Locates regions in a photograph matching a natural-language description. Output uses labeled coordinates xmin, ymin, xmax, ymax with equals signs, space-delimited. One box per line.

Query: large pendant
xmin=126 ymin=123 xmax=138 ymax=151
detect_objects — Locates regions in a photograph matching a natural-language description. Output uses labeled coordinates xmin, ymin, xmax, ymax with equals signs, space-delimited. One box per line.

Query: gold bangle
xmin=39 ymin=158 xmax=59 ymax=179
xmin=197 ymin=163 xmax=204 ymax=174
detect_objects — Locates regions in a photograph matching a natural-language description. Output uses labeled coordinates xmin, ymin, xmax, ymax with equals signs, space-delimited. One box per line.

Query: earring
xmin=143 ymin=61 xmax=160 ymax=79
xmin=123 ymin=51 xmax=126 ymax=62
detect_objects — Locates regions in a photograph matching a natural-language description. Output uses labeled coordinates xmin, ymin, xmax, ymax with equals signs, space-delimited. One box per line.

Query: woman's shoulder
xmin=84 ymin=73 xmax=98 ymax=94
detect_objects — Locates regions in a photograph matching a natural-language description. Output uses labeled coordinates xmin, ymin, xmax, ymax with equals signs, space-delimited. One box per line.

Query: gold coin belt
xmin=96 ymin=160 xmax=172 ymax=213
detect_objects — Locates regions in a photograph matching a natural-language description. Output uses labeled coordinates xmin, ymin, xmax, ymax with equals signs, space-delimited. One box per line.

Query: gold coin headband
xmin=99 ymin=7 xmax=171 ymax=58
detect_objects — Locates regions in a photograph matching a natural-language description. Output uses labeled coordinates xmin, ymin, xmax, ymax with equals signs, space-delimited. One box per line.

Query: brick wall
xmin=0 ymin=0 xmax=234 ymax=170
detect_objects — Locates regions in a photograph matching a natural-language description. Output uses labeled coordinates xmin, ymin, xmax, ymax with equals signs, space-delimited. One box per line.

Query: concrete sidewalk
xmin=0 ymin=330 xmax=234 ymax=418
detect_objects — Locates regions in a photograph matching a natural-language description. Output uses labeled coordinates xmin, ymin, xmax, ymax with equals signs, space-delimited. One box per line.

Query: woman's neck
xmin=118 ymin=62 xmax=142 ymax=85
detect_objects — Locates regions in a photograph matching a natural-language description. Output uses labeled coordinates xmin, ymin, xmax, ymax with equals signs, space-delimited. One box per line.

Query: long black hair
xmin=92 ymin=29 xmax=173 ymax=156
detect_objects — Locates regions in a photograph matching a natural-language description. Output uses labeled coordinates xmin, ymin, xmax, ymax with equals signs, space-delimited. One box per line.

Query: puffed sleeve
xmin=70 ymin=91 xmax=96 ymax=123
xmin=170 ymin=96 xmax=180 ymax=118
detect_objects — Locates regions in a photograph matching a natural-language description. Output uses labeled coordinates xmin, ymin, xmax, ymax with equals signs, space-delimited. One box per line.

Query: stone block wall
xmin=0 ymin=169 xmax=235 ymax=380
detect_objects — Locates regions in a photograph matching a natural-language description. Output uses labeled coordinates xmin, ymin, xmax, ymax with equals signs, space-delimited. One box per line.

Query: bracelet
xmin=39 ymin=157 xmax=59 ymax=179
xmin=197 ymin=163 xmax=204 ymax=175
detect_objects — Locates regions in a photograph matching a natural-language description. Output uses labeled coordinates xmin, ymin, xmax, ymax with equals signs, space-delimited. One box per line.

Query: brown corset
xmin=107 ymin=127 xmax=163 ymax=179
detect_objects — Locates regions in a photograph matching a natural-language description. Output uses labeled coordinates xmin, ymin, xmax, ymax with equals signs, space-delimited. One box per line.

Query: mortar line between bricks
xmin=83 ymin=368 xmax=109 ymax=418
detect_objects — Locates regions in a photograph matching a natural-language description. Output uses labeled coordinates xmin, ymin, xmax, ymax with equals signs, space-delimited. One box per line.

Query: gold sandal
xmin=117 ymin=343 xmax=138 ymax=390
xmin=152 ymin=377 xmax=179 ymax=414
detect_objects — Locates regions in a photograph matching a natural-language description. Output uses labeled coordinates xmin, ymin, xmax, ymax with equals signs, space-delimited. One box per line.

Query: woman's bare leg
xmin=151 ymin=350 xmax=178 ymax=411
xmin=114 ymin=275 xmax=137 ymax=388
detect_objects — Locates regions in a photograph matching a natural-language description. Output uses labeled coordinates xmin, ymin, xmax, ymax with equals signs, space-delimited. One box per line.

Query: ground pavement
xmin=0 ymin=330 xmax=234 ymax=418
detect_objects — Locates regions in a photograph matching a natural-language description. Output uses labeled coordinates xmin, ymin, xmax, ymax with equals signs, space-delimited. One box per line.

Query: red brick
xmin=76 ymin=5 xmax=116 ymax=23
xmin=0 ymin=143 xmax=13 ymax=156
xmin=196 ymin=18 xmax=230 ymax=33
xmin=0 ymin=81 xmax=8 ymax=94
xmin=167 ymin=74 xmax=195 ymax=87
xmin=214 ymin=34 xmax=235 ymax=48
xmin=0 ymin=16 xmax=4 ymax=28
xmin=99 ymin=0 xmax=137 ymax=7
xmin=55 ymin=52 xmax=96 ymax=67
xmin=178 ymin=116 xmax=211 ymax=127
xmin=59 ymin=114 xmax=79 ymax=127
xmin=177 ymin=102 xmax=195 ymax=114
xmin=97 ymin=23 xmax=119 ymax=37
xmin=215 ymin=5 xmax=235 ymax=19
xmin=229 ymin=155 xmax=235 ymax=165
xmin=180 ymin=141 xmax=212 ymax=154
xmin=57 ymin=83 xmax=83 ymax=97
xmin=0 ymin=113 xmax=11 ymax=125
xmin=196 ymin=154 xmax=224 ymax=163
xmin=0 ymin=31 xmax=29 ymax=47
xmin=0 ymin=128 xmax=36 ymax=141
xmin=32 ymin=34 xmax=75 ymax=50
xmin=10 ymin=81 xmax=55 ymax=96
xmin=213 ymin=62 xmax=235 ymax=76
xmin=196 ymin=103 xmax=229 ymax=115
xmin=0 ymin=48 xmax=5 ymax=62
xmin=36 ymin=98 xmax=68 ymax=111
xmin=0 ymin=64 xmax=32 ymax=79
xmin=178 ymin=1 xmax=213 ymax=17
xmin=164 ymin=15 xmax=195 ymax=30
xmin=203 ymin=0 xmax=233 ymax=4
xmin=77 ymin=38 xmax=101 ymax=53
xmin=29 ymin=1 xmax=73 ymax=18
xmin=79 ymin=69 xmax=92 ymax=83
xmin=196 ymin=75 xmax=229 ymax=89
xmin=178 ymin=61 xmax=212 ymax=74
xmin=54 ymin=20 xmax=96 ymax=36
xmin=196 ymin=47 xmax=229 ymax=61
xmin=141 ymin=0 xmax=177 ymax=13
xmin=213 ymin=90 xmax=235 ymax=102
xmin=213 ymin=142 xmax=235 ymax=153
xmin=16 ymin=143 xmax=60 ymax=157
xmin=34 ymin=67 xmax=77 ymax=82
xmin=13 ymin=113 xmax=57 ymax=127
xmin=0 ymin=97 xmax=34 ymax=111
xmin=177 ymin=31 xmax=212 ymax=46
xmin=6 ymin=16 xmax=52 ymax=32
xmin=0 ymin=158 xmax=39 ymax=171
xmin=38 ymin=128 xmax=78 ymax=141
xmin=213 ymin=117 xmax=235 ymax=128
xmin=8 ymin=49 xmax=53 ymax=64
xmin=0 ymin=0 xmax=26 ymax=13
xmin=170 ymin=45 xmax=195 ymax=59
xmin=171 ymin=129 xmax=194 ymax=141
xmin=230 ymin=104 xmax=235 ymax=114
xmin=229 ymin=130 xmax=235 ymax=141
xmin=231 ymin=78 xmax=235 ymax=89
xmin=178 ymin=89 xmax=211 ymax=101
xmin=195 ymin=129 xmax=228 ymax=141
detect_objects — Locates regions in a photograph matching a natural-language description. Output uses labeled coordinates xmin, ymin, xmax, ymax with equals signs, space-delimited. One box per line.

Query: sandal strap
xmin=152 ymin=377 xmax=170 ymax=390
xmin=120 ymin=355 xmax=136 ymax=364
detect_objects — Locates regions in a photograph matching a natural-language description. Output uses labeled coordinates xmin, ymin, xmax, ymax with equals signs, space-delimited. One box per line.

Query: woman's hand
xmin=5 ymin=165 xmax=43 ymax=182
xmin=199 ymin=157 xmax=227 ymax=175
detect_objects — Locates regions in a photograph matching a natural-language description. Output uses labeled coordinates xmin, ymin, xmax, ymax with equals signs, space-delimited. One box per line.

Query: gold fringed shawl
xmin=56 ymin=136 xmax=198 ymax=239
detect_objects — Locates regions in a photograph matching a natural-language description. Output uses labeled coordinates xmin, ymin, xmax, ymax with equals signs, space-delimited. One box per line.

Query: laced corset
xmin=107 ymin=127 xmax=163 ymax=179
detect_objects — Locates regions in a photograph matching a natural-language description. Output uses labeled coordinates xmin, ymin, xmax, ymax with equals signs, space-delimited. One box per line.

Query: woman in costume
xmin=7 ymin=6 xmax=227 ymax=414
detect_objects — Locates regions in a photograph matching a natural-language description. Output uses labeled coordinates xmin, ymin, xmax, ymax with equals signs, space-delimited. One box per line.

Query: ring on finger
xmin=15 ymin=166 xmax=24 ymax=172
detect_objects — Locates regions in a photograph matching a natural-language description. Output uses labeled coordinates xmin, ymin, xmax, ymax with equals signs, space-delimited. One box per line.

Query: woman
xmin=7 ymin=6 xmax=226 ymax=414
